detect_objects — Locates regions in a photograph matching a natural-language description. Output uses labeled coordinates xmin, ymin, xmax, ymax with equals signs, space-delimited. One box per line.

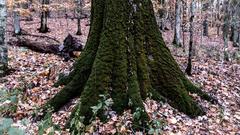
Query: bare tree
xmin=186 ymin=0 xmax=195 ymax=75
xmin=0 ymin=0 xmax=7 ymax=77
xmin=223 ymin=0 xmax=230 ymax=61
xmin=76 ymin=0 xmax=83 ymax=35
xmin=173 ymin=0 xmax=182 ymax=47
xmin=13 ymin=0 xmax=21 ymax=35
xmin=39 ymin=0 xmax=49 ymax=33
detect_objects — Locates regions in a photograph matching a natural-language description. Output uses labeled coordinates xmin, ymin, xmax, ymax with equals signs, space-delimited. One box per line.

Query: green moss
xmin=132 ymin=5 xmax=152 ymax=99
xmin=138 ymin=0 xmax=205 ymax=117
xmin=182 ymin=77 xmax=217 ymax=104
xmin=54 ymin=71 xmax=75 ymax=87
xmin=127 ymin=34 xmax=149 ymax=129
xmin=108 ymin=0 xmax=129 ymax=113
xmin=72 ymin=30 xmax=115 ymax=124
xmin=70 ymin=0 xmax=130 ymax=126
xmin=149 ymin=89 xmax=166 ymax=102
xmin=46 ymin=0 xmax=106 ymax=112
xmin=46 ymin=69 xmax=91 ymax=111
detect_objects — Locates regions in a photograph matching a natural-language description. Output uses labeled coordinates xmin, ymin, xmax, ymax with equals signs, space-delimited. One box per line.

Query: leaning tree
xmin=42 ymin=0 xmax=215 ymax=133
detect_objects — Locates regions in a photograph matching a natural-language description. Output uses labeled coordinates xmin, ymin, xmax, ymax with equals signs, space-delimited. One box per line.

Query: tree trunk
xmin=25 ymin=0 xmax=33 ymax=21
xmin=39 ymin=0 xmax=49 ymax=33
xmin=186 ymin=0 xmax=195 ymax=75
xmin=76 ymin=0 xmax=83 ymax=35
xmin=0 ymin=0 xmax=7 ymax=77
xmin=216 ymin=0 xmax=221 ymax=36
xmin=13 ymin=13 xmax=21 ymax=35
xmin=200 ymin=0 xmax=203 ymax=48
xmin=13 ymin=1 xmax=21 ymax=35
xmin=223 ymin=1 xmax=230 ymax=61
xmin=182 ymin=0 xmax=188 ymax=52
xmin=238 ymin=30 xmax=240 ymax=46
xmin=43 ymin=0 xmax=215 ymax=133
xmin=173 ymin=0 xmax=182 ymax=47
xmin=203 ymin=17 xmax=208 ymax=37
xmin=231 ymin=14 xmax=238 ymax=47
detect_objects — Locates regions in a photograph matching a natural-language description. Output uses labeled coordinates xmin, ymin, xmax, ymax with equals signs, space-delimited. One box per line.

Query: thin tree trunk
xmin=76 ymin=0 xmax=82 ymax=35
xmin=238 ymin=28 xmax=240 ymax=46
xmin=200 ymin=0 xmax=203 ymax=48
xmin=203 ymin=17 xmax=208 ymax=36
xmin=39 ymin=0 xmax=49 ymax=33
xmin=182 ymin=0 xmax=188 ymax=52
xmin=13 ymin=0 xmax=21 ymax=35
xmin=182 ymin=24 xmax=185 ymax=52
xmin=223 ymin=0 xmax=230 ymax=61
xmin=76 ymin=18 xmax=81 ymax=35
xmin=0 ymin=0 xmax=7 ymax=77
xmin=186 ymin=0 xmax=195 ymax=75
xmin=238 ymin=31 xmax=240 ymax=47
xmin=173 ymin=0 xmax=182 ymax=47
xmin=231 ymin=13 xmax=238 ymax=47
xmin=216 ymin=0 xmax=221 ymax=36
xmin=26 ymin=0 xmax=33 ymax=21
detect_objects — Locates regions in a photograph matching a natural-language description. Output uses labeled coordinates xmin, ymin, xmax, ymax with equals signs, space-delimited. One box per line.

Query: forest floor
xmin=1 ymin=15 xmax=240 ymax=134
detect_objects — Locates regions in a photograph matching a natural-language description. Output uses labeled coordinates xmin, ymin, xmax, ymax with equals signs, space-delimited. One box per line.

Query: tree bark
xmin=8 ymin=35 xmax=82 ymax=58
xmin=186 ymin=0 xmax=195 ymax=75
xmin=223 ymin=1 xmax=230 ymax=61
xmin=230 ymin=12 xmax=238 ymax=47
xmin=76 ymin=0 xmax=83 ymax=35
xmin=8 ymin=37 xmax=59 ymax=54
xmin=203 ymin=17 xmax=208 ymax=37
xmin=13 ymin=0 xmax=21 ymax=35
xmin=0 ymin=0 xmax=7 ymax=77
xmin=43 ymin=0 xmax=216 ymax=133
xmin=173 ymin=0 xmax=182 ymax=47
xmin=39 ymin=0 xmax=49 ymax=33
xmin=13 ymin=11 xmax=21 ymax=35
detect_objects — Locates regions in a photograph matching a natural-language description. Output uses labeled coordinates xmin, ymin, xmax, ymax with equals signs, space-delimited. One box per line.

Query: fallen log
xmin=21 ymin=33 xmax=61 ymax=43
xmin=8 ymin=37 xmax=59 ymax=54
xmin=8 ymin=34 xmax=83 ymax=60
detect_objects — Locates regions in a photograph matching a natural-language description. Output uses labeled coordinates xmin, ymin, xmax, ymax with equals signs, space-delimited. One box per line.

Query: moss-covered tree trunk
xmin=44 ymin=0 xmax=215 ymax=133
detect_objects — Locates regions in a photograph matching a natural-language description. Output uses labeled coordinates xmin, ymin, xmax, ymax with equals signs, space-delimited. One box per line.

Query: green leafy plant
xmin=0 ymin=87 xmax=28 ymax=135
xmin=37 ymin=109 xmax=61 ymax=135
xmin=147 ymin=119 xmax=166 ymax=134
xmin=70 ymin=94 xmax=114 ymax=134
xmin=132 ymin=107 xmax=146 ymax=126
xmin=0 ymin=118 xmax=26 ymax=135
xmin=0 ymin=88 xmax=23 ymax=117
xmin=90 ymin=94 xmax=114 ymax=120
xmin=70 ymin=114 xmax=86 ymax=135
